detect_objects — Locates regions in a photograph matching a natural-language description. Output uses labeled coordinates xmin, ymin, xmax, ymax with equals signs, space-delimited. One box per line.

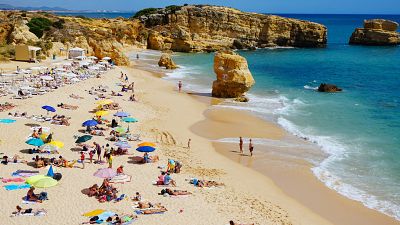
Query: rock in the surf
xmin=318 ymin=83 xmax=342 ymax=92
xmin=349 ymin=19 xmax=400 ymax=46
xmin=158 ymin=53 xmax=178 ymax=69
xmin=212 ymin=51 xmax=255 ymax=98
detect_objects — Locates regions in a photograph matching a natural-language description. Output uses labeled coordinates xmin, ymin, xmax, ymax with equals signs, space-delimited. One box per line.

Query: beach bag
xmin=39 ymin=192 xmax=48 ymax=200
xmin=53 ymin=173 xmax=62 ymax=181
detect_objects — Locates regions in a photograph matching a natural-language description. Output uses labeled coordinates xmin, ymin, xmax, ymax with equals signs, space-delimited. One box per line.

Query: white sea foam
xmin=304 ymin=85 xmax=318 ymax=90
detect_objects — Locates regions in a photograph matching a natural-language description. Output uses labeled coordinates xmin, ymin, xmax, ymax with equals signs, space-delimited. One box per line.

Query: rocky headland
xmin=349 ymin=19 xmax=400 ymax=46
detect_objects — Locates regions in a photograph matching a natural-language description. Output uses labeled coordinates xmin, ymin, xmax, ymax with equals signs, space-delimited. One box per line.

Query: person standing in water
xmin=239 ymin=137 xmax=243 ymax=154
xmin=249 ymin=139 xmax=254 ymax=156
xmin=178 ymin=81 xmax=182 ymax=92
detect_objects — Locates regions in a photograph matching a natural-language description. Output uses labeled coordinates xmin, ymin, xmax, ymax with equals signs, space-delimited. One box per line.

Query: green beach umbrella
xmin=26 ymin=175 xmax=47 ymax=185
xmin=114 ymin=127 xmax=126 ymax=133
xmin=75 ymin=135 xmax=93 ymax=144
xmin=32 ymin=177 xmax=58 ymax=188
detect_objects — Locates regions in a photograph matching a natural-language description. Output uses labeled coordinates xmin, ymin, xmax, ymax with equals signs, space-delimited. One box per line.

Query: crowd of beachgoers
xmin=0 ymin=56 xmax=252 ymax=225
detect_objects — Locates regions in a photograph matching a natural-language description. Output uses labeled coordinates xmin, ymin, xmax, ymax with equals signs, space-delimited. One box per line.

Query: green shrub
xmin=52 ymin=19 xmax=65 ymax=29
xmin=132 ymin=8 xmax=159 ymax=18
xmin=27 ymin=17 xmax=53 ymax=38
xmin=165 ymin=5 xmax=182 ymax=13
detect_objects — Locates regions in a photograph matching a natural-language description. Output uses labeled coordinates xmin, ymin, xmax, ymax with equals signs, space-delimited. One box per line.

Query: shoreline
xmin=131 ymin=50 xmax=400 ymax=225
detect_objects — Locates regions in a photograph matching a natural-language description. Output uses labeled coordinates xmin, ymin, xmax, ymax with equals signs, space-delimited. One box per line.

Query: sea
xmin=62 ymin=12 xmax=400 ymax=220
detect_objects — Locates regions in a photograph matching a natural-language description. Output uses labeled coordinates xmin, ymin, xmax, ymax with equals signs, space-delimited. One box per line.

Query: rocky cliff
xmin=211 ymin=51 xmax=255 ymax=98
xmin=139 ymin=5 xmax=327 ymax=52
xmin=349 ymin=19 xmax=400 ymax=46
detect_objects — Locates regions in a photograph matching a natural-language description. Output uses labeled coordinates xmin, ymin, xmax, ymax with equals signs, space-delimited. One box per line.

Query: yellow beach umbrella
xmin=26 ymin=175 xmax=47 ymax=185
xmin=96 ymin=99 xmax=113 ymax=105
xmin=40 ymin=133 xmax=49 ymax=141
xmin=95 ymin=110 xmax=109 ymax=117
xmin=138 ymin=142 xmax=156 ymax=147
xmin=48 ymin=140 xmax=64 ymax=148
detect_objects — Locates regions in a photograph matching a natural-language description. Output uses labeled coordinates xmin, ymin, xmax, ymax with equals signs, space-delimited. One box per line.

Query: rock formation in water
xmin=318 ymin=83 xmax=342 ymax=93
xmin=349 ymin=19 xmax=400 ymax=46
xmin=158 ymin=53 xmax=178 ymax=69
xmin=138 ymin=5 xmax=327 ymax=52
xmin=212 ymin=51 xmax=255 ymax=98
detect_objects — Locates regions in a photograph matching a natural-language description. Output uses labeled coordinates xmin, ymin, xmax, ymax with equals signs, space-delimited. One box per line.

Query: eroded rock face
xmin=350 ymin=19 xmax=400 ymax=46
xmin=158 ymin=53 xmax=178 ymax=69
xmin=212 ymin=51 xmax=255 ymax=98
xmin=318 ymin=84 xmax=342 ymax=93
xmin=9 ymin=20 xmax=38 ymax=44
xmin=140 ymin=5 xmax=327 ymax=52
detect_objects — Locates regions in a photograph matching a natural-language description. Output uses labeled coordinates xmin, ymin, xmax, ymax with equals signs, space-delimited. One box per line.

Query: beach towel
xmin=2 ymin=177 xmax=25 ymax=183
xmin=83 ymin=209 xmax=105 ymax=217
xmin=97 ymin=211 xmax=116 ymax=221
xmin=22 ymin=200 xmax=37 ymax=205
xmin=134 ymin=210 xmax=165 ymax=215
xmin=4 ymin=184 xmax=31 ymax=191
xmin=11 ymin=209 xmax=47 ymax=217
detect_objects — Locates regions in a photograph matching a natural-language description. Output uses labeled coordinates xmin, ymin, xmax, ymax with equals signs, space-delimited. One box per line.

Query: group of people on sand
xmin=239 ymin=137 xmax=254 ymax=156
xmin=0 ymin=102 xmax=15 ymax=112
xmin=87 ymin=179 xmax=118 ymax=202
xmin=51 ymin=114 xmax=70 ymax=126
xmin=57 ymin=103 xmax=78 ymax=110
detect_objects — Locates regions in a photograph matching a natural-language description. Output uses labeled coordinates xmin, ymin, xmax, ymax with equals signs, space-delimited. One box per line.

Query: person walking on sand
xmin=178 ymin=81 xmax=182 ymax=92
xmin=249 ymin=139 xmax=254 ymax=156
xmin=187 ymin=138 xmax=191 ymax=149
xmin=94 ymin=142 xmax=101 ymax=162
xmin=239 ymin=137 xmax=243 ymax=154
xmin=125 ymin=74 xmax=128 ymax=82
xmin=80 ymin=151 xmax=85 ymax=169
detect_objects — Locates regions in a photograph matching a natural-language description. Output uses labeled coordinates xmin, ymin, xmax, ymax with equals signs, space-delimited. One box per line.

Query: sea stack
xmin=318 ymin=83 xmax=342 ymax=93
xmin=211 ymin=51 xmax=255 ymax=98
xmin=158 ymin=53 xmax=178 ymax=69
xmin=349 ymin=19 xmax=400 ymax=45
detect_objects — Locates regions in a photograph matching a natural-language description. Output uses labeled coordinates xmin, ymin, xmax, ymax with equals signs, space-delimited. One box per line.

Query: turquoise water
xmin=149 ymin=14 xmax=400 ymax=220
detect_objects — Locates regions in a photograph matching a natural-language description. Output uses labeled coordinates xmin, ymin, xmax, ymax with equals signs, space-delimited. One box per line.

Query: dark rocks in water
xmin=234 ymin=95 xmax=249 ymax=102
xmin=318 ymin=83 xmax=342 ymax=92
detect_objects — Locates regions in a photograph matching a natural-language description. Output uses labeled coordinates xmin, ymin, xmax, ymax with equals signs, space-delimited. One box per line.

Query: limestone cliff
xmin=212 ymin=51 xmax=255 ymax=98
xmin=138 ymin=5 xmax=327 ymax=52
xmin=158 ymin=53 xmax=178 ymax=69
xmin=350 ymin=19 xmax=400 ymax=46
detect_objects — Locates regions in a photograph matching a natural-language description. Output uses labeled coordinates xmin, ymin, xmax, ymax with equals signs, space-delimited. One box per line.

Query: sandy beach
xmin=0 ymin=54 xmax=397 ymax=225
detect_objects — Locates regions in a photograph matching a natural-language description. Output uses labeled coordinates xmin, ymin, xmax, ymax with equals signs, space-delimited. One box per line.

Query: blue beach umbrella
xmin=26 ymin=138 xmax=45 ymax=147
xmin=82 ymin=120 xmax=98 ymax=127
xmin=0 ymin=119 xmax=16 ymax=124
xmin=114 ymin=112 xmax=130 ymax=117
xmin=42 ymin=105 xmax=56 ymax=112
xmin=122 ymin=117 xmax=138 ymax=123
xmin=136 ymin=146 xmax=156 ymax=153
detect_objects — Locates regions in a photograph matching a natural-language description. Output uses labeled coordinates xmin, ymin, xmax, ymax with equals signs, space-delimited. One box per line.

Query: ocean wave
xmin=304 ymin=85 xmax=318 ymax=90
xmin=278 ymin=117 xmax=400 ymax=220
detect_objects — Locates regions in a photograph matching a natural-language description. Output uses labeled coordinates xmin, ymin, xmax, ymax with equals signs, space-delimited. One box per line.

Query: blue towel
xmin=97 ymin=211 xmax=116 ymax=221
xmin=4 ymin=184 xmax=31 ymax=191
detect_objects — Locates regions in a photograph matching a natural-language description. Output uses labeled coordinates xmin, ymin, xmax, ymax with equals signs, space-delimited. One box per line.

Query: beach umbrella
xmin=114 ymin=112 xmax=130 ymax=117
xmin=0 ymin=119 xmax=16 ymax=124
xmin=138 ymin=142 xmax=156 ymax=147
xmin=114 ymin=127 xmax=126 ymax=133
xmin=95 ymin=111 xmax=109 ymax=117
xmin=32 ymin=177 xmax=58 ymax=188
xmin=136 ymin=146 xmax=156 ymax=153
xmin=42 ymin=105 xmax=56 ymax=113
xmin=122 ymin=117 xmax=138 ymax=123
xmin=41 ymin=75 xmax=53 ymax=81
xmin=96 ymin=99 xmax=113 ymax=105
xmin=48 ymin=140 xmax=64 ymax=148
xmin=82 ymin=120 xmax=98 ymax=127
xmin=26 ymin=175 xmax=47 ymax=185
xmin=114 ymin=141 xmax=131 ymax=149
xmin=102 ymin=57 xmax=111 ymax=60
xmin=88 ymin=56 xmax=98 ymax=60
xmin=75 ymin=135 xmax=92 ymax=144
xmin=93 ymin=168 xmax=117 ymax=179
xmin=26 ymin=138 xmax=44 ymax=147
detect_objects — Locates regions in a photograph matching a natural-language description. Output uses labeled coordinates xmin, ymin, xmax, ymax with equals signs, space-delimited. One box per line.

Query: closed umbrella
xmin=75 ymin=135 xmax=92 ymax=144
xmin=93 ymin=168 xmax=117 ymax=179
xmin=32 ymin=177 xmax=58 ymax=188
xmin=114 ymin=112 xmax=130 ymax=117
xmin=26 ymin=138 xmax=44 ymax=147
xmin=136 ymin=146 xmax=156 ymax=153
xmin=82 ymin=120 xmax=98 ymax=127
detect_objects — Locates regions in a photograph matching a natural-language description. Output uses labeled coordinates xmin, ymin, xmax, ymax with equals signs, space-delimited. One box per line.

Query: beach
xmin=0 ymin=53 xmax=397 ymax=225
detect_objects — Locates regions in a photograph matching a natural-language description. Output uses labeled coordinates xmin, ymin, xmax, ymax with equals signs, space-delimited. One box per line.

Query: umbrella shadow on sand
xmin=81 ymin=188 xmax=90 ymax=195
xmin=78 ymin=129 xmax=87 ymax=134
xmin=127 ymin=156 xmax=145 ymax=164
xmin=70 ymin=147 xmax=83 ymax=152
xmin=19 ymin=149 xmax=32 ymax=154
xmin=25 ymin=123 xmax=41 ymax=127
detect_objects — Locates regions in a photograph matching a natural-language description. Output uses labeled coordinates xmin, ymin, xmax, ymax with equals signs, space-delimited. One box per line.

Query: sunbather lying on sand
xmin=90 ymin=130 xmax=105 ymax=136
xmin=189 ymin=178 xmax=224 ymax=188
xmin=229 ymin=220 xmax=254 ymax=225
xmin=111 ymin=91 xmax=123 ymax=96
xmin=159 ymin=188 xmax=191 ymax=196
xmin=11 ymin=205 xmax=47 ymax=217
xmin=57 ymin=103 xmax=78 ymax=110
xmin=69 ymin=94 xmax=83 ymax=99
